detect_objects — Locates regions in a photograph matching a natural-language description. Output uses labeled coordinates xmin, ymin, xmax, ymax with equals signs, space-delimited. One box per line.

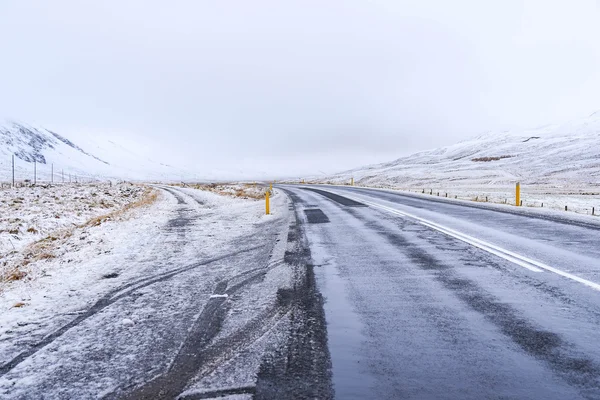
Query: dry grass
xmin=37 ymin=252 xmax=56 ymax=260
xmin=83 ymin=187 xmax=158 ymax=228
xmin=5 ymin=269 xmax=27 ymax=282
xmin=471 ymin=155 xmax=513 ymax=162
xmin=178 ymin=183 xmax=266 ymax=200
xmin=1 ymin=186 xmax=159 ymax=287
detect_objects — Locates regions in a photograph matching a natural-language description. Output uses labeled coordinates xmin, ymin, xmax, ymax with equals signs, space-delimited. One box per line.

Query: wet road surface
xmin=281 ymin=184 xmax=600 ymax=400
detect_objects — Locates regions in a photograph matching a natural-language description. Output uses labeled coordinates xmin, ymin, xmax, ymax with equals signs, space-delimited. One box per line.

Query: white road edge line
xmin=417 ymin=221 xmax=543 ymax=273
xmin=329 ymin=189 xmax=600 ymax=292
xmin=362 ymin=199 xmax=542 ymax=273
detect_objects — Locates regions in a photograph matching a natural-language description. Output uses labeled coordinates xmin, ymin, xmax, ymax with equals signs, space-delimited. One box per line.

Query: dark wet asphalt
xmin=282 ymin=185 xmax=600 ymax=400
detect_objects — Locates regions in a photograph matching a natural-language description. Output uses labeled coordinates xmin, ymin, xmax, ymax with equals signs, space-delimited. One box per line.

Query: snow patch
xmin=121 ymin=318 xmax=135 ymax=327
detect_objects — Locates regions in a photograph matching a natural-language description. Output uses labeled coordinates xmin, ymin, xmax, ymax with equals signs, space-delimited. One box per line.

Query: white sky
xmin=1 ymin=0 xmax=599 ymax=179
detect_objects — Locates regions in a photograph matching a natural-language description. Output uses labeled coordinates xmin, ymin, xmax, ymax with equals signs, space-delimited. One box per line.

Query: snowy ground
xmin=413 ymin=185 xmax=600 ymax=216
xmin=0 ymin=183 xmax=300 ymax=399
xmin=382 ymin=185 xmax=600 ymax=216
xmin=176 ymin=182 xmax=268 ymax=200
xmin=0 ymin=183 xmax=148 ymax=285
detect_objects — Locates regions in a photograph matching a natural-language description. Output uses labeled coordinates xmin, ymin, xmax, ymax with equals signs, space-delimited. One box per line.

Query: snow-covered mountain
xmin=4 ymin=111 xmax=600 ymax=186
xmin=321 ymin=111 xmax=600 ymax=188
xmin=0 ymin=120 xmax=277 ymax=182
xmin=0 ymin=121 xmax=195 ymax=182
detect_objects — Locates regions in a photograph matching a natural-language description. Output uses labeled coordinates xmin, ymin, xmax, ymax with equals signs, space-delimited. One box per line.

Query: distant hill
xmin=0 ymin=121 xmax=190 ymax=182
xmin=320 ymin=111 xmax=600 ymax=188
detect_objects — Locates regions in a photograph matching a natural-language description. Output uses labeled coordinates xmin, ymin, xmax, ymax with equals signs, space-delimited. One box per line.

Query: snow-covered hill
xmin=0 ymin=121 xmax=191 ymax=182
xmin=321 ymin=111 xmax=600 ymax=189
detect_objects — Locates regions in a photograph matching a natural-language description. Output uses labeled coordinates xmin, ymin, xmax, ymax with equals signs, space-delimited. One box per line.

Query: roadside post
xmin=516 ymin=182 xmax=521 ymax=206
xmin=265 ymin=190 xmax=270 ymax=215
xmin=351 ymin=177 xmax=354 ymax=186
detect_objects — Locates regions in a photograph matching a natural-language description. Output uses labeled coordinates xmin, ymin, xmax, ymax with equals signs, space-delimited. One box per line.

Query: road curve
xmin=280 ymin=184 xmax=600 ymax=400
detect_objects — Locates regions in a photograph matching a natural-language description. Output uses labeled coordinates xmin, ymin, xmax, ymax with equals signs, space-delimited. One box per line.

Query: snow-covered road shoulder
xmin=0 ymin=184 xmax=291 ymax=399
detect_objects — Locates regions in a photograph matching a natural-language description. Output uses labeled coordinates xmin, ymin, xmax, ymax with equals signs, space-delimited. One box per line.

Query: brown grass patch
xmin=12 ymin=302 xmax=26 ymax=308
xmin=183 ymin=183 xmax=266 ymax=200
xmin=471 ymin=155 xmax=513 ymax=162
xmin=5 ymin=269 xmax=27 ymax=282
xmin=1 ymin=186 xmax=158 ymax=288
xmin=37 ymin=252 xmax=56 ymax=260
xmin=83 ymin=187 xmax=158 ymax=228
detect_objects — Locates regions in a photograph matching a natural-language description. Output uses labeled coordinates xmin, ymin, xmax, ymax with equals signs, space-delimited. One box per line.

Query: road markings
xmin=334 ymin=190 xmax=600 ymax=292
xmin=418 ymin=220 xmax=543 ymax=273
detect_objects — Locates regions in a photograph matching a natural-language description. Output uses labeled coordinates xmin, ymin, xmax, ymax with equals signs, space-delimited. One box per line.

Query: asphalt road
xmin=281 ymin=184 xmax=600 ymax=400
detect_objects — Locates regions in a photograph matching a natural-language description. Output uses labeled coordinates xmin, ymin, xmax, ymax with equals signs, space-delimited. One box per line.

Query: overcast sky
xmin=1 ymin=0 xmax=599 ymax=178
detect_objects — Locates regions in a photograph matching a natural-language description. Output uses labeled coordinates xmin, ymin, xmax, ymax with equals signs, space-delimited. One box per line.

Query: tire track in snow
xmin=0 ymin=246 xmax=264 ymax=377
xmin=153 ymin=185 xmax=206 ymax=207
xmin=123 ymin=189 xmax=334 ymax=400
xmin=157 ymin=185 xmax=206 ymax=207
xmin=0 ymin=187 xmax=258 ymax=377
xmin=120 ymin=259 xmax=288 ymax=399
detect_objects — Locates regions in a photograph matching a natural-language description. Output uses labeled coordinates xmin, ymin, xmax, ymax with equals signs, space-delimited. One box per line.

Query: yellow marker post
xmin=270 ymin=183 xmax=273 ymax=191
xmin=350 ymin=177 xmax=354 ymax=186
xmin=265 ymin=190 xmax=270 ymax=215
xmin=515 ymin=182 xmax=521 ymax=206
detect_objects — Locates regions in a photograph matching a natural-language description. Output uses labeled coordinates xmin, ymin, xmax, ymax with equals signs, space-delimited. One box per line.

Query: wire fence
xmin=405 ymin=187 xmax=600 ymax=217
xmin=1 ymin=155 xmax=104 ymax=189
